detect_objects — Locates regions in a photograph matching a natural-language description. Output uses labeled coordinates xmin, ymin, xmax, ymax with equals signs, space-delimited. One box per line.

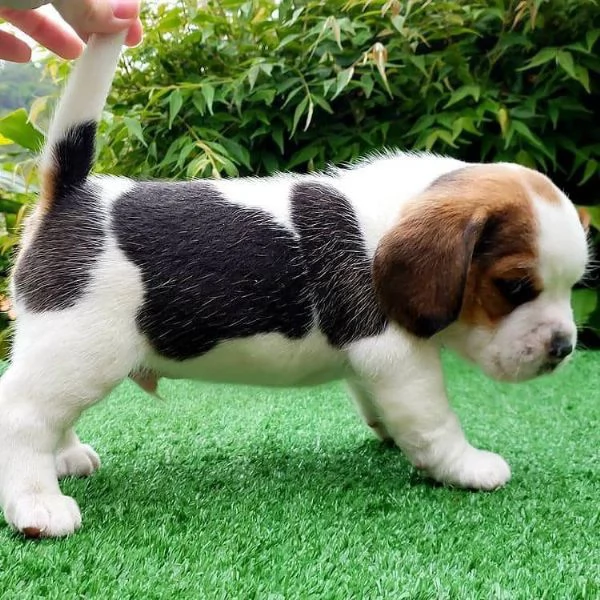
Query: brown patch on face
xmin=460 ymin=253 xmax=542 ymax=329
xmin=520 ymin=167 xmax=562 ymax=205
xmin=373 ymin=164 xmax=542 ymax=337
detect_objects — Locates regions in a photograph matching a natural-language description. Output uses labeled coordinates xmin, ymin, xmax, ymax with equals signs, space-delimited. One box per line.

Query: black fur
xmin=18 ymin=169 xmax=387 ymax=357
xmin=114 ymin=180 xmax=386 ymax=360
xmin=113 ymin=182 xmax=313 ymax=360
xmin=290 ymin=182 xmax=387 ymax=346
xmin=53 ymin=122 xmax=97 ymax=194
xmin=14 ymin=122 xmax=102 ymax=311
xmin=14 ymin=183 xmax=105 ymax=311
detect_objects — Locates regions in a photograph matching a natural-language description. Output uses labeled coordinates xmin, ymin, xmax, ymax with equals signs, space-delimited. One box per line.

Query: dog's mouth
xmin=483 ymin=354 xmax=546 ymax=383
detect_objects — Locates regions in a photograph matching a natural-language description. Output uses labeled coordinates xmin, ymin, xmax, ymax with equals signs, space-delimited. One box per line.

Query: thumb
xmin=53 ymin=0 xmax=140 ymax=41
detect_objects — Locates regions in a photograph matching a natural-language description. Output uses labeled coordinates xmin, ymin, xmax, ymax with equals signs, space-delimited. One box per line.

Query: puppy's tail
xmin=39 ymin=32 xmax=126 ymax=207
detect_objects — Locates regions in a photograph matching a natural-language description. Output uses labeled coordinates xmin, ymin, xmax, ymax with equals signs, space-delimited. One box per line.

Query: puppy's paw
xmin=5 ymin=493 xmax=81 ymax=538
xmin=55 ymin=443 xmax=100 ymax=479
xmin=429 ymin=447 xmax=511 ymax=491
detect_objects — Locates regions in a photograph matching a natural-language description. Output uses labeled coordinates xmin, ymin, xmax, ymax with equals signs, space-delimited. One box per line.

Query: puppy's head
xmin=373 ymin=164 xmax=589 ymax=382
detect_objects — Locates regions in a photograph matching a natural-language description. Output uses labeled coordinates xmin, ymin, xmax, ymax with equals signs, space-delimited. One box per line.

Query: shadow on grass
xmin=65 ymin=438 xmax=471 ymax=529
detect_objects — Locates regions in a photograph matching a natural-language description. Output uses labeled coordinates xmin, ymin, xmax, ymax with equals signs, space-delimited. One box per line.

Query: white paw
xmin=55 ymin=443 xmax=101 ymax=479
xmin=429 ymin=447 xmax=511 ymax=491
xmin=5 ymin=493 xmax=82 ymax=538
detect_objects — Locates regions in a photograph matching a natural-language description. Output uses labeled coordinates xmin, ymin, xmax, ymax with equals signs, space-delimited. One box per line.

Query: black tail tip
xmin=53 ymin=121 xmax=97 ymax=193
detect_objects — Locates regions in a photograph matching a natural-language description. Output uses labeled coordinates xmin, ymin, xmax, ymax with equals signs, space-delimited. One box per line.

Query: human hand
xmin=0 ymin=0 xmax=142 ymax=63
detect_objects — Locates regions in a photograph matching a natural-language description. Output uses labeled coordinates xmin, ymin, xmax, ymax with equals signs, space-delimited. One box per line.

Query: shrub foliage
xmin=1 ymin=0 xmax=600 ymax=349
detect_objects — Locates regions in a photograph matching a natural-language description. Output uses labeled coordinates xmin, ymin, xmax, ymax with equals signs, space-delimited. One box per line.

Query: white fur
xmin=0 ymin=34 xmax=589 ymax=537
xmin=40 ymin=32 xmax=127 ymax=175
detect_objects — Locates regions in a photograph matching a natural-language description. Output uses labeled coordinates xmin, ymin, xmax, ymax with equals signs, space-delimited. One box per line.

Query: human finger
xmin=53 ymin=0 xmax=141 ymax=42
xmin=0 ymin=27 xmax=32 ymax=62
xmin=0 ymin=7 xmax=83 ymax=59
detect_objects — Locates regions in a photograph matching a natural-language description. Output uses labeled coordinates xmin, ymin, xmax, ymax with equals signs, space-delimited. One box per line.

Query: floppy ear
xmin=373 ymin=202 xmax=487 ymax=338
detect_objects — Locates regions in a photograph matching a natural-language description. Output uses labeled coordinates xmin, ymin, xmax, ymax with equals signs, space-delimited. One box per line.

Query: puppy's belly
xmin=145 ymin=330 xmax=349 ymax=387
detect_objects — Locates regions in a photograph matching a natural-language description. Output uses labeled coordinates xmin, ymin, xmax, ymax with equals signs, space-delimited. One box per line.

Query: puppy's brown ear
xmin=373 ymin=202 xmax=487 ymax=338
xmin=577 ymin=206 xmax=590 ymax=233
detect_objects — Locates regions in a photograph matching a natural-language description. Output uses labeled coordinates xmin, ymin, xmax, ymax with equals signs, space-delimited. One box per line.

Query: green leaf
xmin=175 ymin=141 xmax=196 ymax=169
xmin=291 ymin=96 xmax=308 ymax=137
xmin=202 ymin=84 xmax=215 ymax=115
xmin=573 ymin=66 xmax=590 ymax=93
xmin=168 ymin=90 xmax=183 ymax=129
xmin=221 ymin=138 xmax=252 ymax=170
xmin=272 ymin=126 xmax=284 ymax=154
xmin=511 ymin=120 xmax=544 ymax=151
xmin=423 ymin=129 xmax=456 ymax=151
xmin=325 ymin=15 xmax=342 ymax=49
xmin=287 ymin=145 xmax=319 ymax=170
xmin=580 ymin=159 xmax=598 ymax=185
xmin=275 ymin=33 xmax=301 ymax=51
xmin=409 ymin=55 xmax=428 ymax=77
xmin=406 ymin=115 xmax=436 ymax=137
xmin=452 ymin=116 xmax=478 ymax=137
xmin=304 ymin=98 xmax=314 ymax=131
xmin=248 ymin=65 xmax=260 ymax=90
xmin=313 ymin=95 xmax=333 ymax=114
xmin=259 ymin=63 xmax=274 ymax=76
xmin=390 ymin=14 xmax=406 ymax=33
xmin=0 ymin=109 xmax=44 ymax=151
xmin=322 ymin=78 xmax=336 ymax=96
xmin=444 ymin=85 xmax=480 ymax=108
xmin=556 ymin=51 xmax=576 ymax=80
xmin=515 ymin=149 xmax=536 ymax=169
xmin=572 ymin=289 xmax=597 ymax=326
xmin=123 ymin=117 xmax=146 ymax=147
xmin=548 ymin=103 xmax=560 ymax=128
xmin=360 ymin=73 xmax=374 ymax=99
xmin=261 ymin=152 xmax=279 ymax=174
xmin=519 ymin=47 xmax=557 ymax=70
xmin=333 ymin=67 xmax=354 ymax=99
xmin=497 ymin=107 xmax=509 ymax=136
xmin=585 ymin=29 xmax=600 ymax=52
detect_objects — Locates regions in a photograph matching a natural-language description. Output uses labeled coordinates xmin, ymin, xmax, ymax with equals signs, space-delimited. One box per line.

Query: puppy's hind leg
xmin=0 ymin=308 xmax=142 ymax=538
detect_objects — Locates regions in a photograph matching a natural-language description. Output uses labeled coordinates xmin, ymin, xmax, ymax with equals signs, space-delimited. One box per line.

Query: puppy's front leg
xmin=346 ymin=380 xmax=393 ymax=442
xmin=347 ymin=329 xmax=511 ymax=490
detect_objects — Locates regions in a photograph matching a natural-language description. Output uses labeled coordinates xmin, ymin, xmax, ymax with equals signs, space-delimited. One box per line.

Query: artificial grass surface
xmin=0 ymin=352 xmax=598 ymax=599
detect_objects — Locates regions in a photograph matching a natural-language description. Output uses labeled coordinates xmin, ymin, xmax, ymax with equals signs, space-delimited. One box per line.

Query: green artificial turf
xmin=0 ymin=352 xmax=598 ymax=599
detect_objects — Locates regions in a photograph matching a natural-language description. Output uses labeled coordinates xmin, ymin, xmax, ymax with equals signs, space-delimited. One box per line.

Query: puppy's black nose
xmin=548 ymin=334 xmax=573 ymax=361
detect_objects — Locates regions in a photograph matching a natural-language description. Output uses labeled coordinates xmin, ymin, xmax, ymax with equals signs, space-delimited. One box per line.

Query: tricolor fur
xmin=0 ymin=33 xmax=590 ymax=538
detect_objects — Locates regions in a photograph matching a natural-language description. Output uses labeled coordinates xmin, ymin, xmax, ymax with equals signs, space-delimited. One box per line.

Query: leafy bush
xmin=1 ymin=0 xmax=600 ymax=350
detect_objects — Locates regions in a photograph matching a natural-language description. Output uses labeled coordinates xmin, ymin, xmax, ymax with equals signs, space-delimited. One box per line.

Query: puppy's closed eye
xmin=493 ymin=277 xmax=539 ymax=306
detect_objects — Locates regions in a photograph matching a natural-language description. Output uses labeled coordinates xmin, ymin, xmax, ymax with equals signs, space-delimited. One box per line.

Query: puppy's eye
xmin=494 ymin=277 xmax=539 ymax=306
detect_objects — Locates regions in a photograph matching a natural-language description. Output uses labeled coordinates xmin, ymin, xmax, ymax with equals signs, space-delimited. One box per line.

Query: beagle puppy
xmin=0 ymin=33 xmax=589 ymax=538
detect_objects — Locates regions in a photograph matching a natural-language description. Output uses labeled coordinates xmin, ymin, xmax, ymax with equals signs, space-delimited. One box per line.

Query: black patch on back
xmin=290 ymin=182 xmax=387 ymax=346
xmin=14 ymin=183 xmax=105 ymax=311
xmin=53 ymin=122 xmax=97 ymax=194
xmin=113 ymin=182 xmax=312 ymax=360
